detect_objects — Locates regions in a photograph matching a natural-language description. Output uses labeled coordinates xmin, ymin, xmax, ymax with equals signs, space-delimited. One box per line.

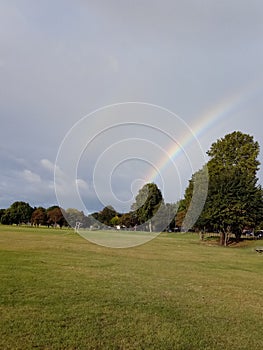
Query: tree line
xmin=0 ymin=204 xmax=67 ymax=228
xmin=0 ymin=184 xmax=171 ymax=231
xmin=1 ymin=131 xmax=263 ymax=244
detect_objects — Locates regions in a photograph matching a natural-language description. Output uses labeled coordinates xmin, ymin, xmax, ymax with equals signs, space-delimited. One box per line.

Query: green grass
xmin=0 ymin=225 xmax=262 ymax=349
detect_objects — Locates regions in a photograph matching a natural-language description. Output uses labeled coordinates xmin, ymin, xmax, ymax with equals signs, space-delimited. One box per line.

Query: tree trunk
xmin=220 ymin=231 xmax=225 ymax=245
xmin=224 ymin=231 xmax=228 ymax=246
xmin=235 ymin=231 xmax=241 ymax=243
xmin=224 ymin=226 xmax=231 ymax=246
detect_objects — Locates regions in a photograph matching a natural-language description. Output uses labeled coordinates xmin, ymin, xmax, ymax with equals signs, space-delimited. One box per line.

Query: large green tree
xmin=198 ymin=131 xmax=263 ymax=244
xmin=207 ymin=131 xmax=260 ymax=176
xmin=131 ymin=183 xmax=163 ymax=232
xmin=1 ymin=201 xmax=33 ymax=225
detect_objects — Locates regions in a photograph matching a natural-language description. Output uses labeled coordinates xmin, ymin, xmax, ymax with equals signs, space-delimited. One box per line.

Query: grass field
xmin=0 ymin=225 xmax=262 ymax=349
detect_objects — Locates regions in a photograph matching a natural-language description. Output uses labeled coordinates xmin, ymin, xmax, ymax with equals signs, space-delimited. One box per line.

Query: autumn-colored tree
xmin=47 ymin=206 xmax=66 ymax=228
xmin=31 ymin=207 xmax=47 ymax=226
xmin=119 ymin=212 xmax=137 ymax=228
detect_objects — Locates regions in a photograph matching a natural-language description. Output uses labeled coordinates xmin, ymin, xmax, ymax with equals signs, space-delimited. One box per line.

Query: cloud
xmin=76 ymin=178 xmax=89 ymax=190
xmin=41 ymin=159 xmax=55 ymax=172
xmin=22 ymin=169 xmax=41 ymax=183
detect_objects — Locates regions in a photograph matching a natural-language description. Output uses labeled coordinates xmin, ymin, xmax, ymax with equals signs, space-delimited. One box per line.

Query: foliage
xmin=178 ymin=131 xmax=263 ymax=243
xmin=31 ymin=207 xmax=47 ymax=226
xmin=198 ymin=168 xmax=263 ymax=235
xmin=65 ymin=208 xmax=86 ymax=228
xmin=0 ymin=209 xmax=5 ymax=221
xmin=175 ymin=199 xmax=186 ymax=229
xmin=92 ymin=205 xmax=118 ymax=226
xmin=46 ymin=206 xmax=67 ymax=228
xmin=131 ymin=183 xmax=163 ymax=230
xmin=179 ymin=166 xmax=209 ymax=231
xmin=200 ymin=131 xmax=262 ymax=242
xmin=119 ymin=212 xmax=137 ymax=228
xmin=109 ymin=215 xmax=120 ymax=227
xmin=0 ymin=201 xmax=33 ymax=225
xmin=207 ymin=131 xmax=260 ymax=176
xmin=0 ymin=210 xmax=10 ymax=225
xmin=151 ymin=202 xmax=177 ymax=231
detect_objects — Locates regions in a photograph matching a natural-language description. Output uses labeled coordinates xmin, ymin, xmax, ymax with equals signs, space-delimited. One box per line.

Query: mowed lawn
xmin=0 ymin=226 xmax=262 ymax=350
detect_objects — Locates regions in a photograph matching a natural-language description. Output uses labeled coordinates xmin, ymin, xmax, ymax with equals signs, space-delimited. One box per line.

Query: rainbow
xmin=147 ymin=82 xmax=259 ymax=183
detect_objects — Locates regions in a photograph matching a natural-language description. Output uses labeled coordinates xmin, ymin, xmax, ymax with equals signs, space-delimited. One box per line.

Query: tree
xmin=93 ymin=205 xmax=117 ymax=226
xmin=1 ymin=201 xmax=34 ymax=225
xmin=119 ymin=212 xmax=137 ymax=228
xmin=131 ymin=183 xmax=163 ymax=232
xmin=65 ymin=208 xmax=86 ymax=228
xmin=198 ymin=131 xmax=263 ymax=244
xmin=199 ymin=167 xmax=263 ymax=244
xmin=151 ymin=202 xmax=177 ymax=232
xmin=82 ymin=214 xmax=95 ymax=228
xmin=175 ymin=199 xmax=187 ymax=230
xmin=207 ymin=131 xmax=260 ymax=176
xmin=46 ymin=206 xmax=66 ymax=228
xmin=1 ymin=209 xmax=11 ymax=225
xmin=176 ymin=166 xmax=209 ymax=232
xmin=0 ymin=209 xmax=5 ymax=222
xmin=109 ymin=215 xmax=120 ymax=227
xmin=31 ymin=207 xmax=47 ymax=226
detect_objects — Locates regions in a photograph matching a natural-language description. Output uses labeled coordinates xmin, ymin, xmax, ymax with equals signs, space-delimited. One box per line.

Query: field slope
xmin=0 ymin=226 xmax=262 ymax=349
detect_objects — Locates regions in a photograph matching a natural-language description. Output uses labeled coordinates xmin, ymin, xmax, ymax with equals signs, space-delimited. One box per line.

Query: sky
xmin=0 ymin=0 xmax=263 ymax=214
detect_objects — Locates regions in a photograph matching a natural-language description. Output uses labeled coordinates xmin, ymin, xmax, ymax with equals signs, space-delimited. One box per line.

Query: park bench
xmin=255 ymin=247 xmax=263 ymax=254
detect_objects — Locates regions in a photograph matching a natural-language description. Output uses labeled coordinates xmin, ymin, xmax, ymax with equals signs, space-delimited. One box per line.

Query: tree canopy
xmin=207 ymin=131 xmax=260 ymax=176
xmin=46 ymin=206 xmax=67 ymax=228
xmin=181 ymin=131 xmax=263 ymax=243
xmin=131 ymin=183 xmax=163 ymax=231
xmin=31 ymin=207 xmax=47 ymax=226
xmin=1 ymin=201 xmax=33 ymax=225
xmin=92 ymin=205 xmax=117 ymax=227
